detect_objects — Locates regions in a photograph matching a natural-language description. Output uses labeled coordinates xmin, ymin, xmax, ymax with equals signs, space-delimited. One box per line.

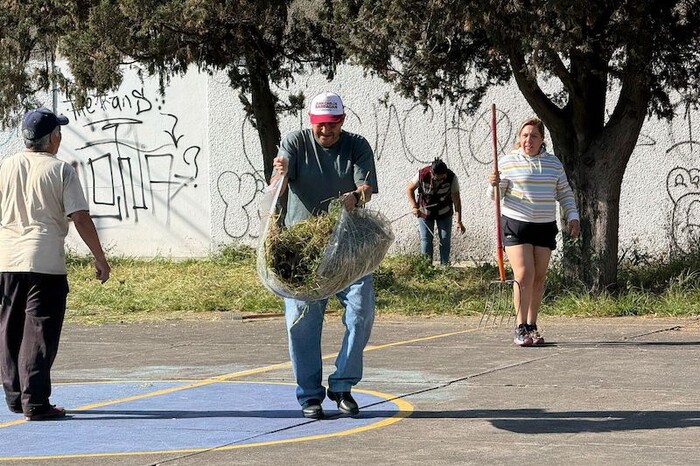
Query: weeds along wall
xmin=0 ymin=63 xmax=697 ymax=261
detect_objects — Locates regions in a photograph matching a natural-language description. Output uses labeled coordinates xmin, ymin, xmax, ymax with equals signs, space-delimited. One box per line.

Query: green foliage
xmin=59 ymin=0 xmax=342 ymax=113
xmin=370 ymin=255 xmax=487 ymax=316
xmin=0 ymin=0 xmax=343 ymax=157
xmin=544 ymin=242 xmax=700 ymax=316
xmin=0 ymin=1 xmax=76 ymax=125
xmin=617 ymin=244 xmax=700 ymax=294
xmin=215 ymin=244 xmax=257 ymax=264
xmin=264 ymin=209 xmax=338 ymax=290
xmin=67 ymin=247 xmax=282 ymax=323
xmin=332 ymin=0 xmax=700 ymax=116
xmin=386 ymin=254 xmax=440 ymax=280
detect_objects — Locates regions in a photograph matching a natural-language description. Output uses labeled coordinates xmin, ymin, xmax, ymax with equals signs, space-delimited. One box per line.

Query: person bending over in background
xmin=406 ymin=158 xmax=465 ymax=265
xmin=487 ymin=117 xmax=579 ymax=346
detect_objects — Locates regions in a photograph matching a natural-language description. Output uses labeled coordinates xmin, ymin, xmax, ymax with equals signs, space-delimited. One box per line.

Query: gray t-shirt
xmin=279 ymin=129 xmax=378 ymax=226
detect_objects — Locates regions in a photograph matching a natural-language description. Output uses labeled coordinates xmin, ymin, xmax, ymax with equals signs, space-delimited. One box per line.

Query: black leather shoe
xmin=301 ymin=400 xmax=323 ymax=419
xmin=24 ymin=405 xmax=66 ymax=421
xmin=8 ymin=404 xmax=22 ymax=414
xmin=327 ymin=390 xmax=359 ymax=415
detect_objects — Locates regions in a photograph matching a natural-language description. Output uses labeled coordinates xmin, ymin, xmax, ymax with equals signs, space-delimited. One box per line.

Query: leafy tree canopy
xmin=333 ymin=0 xmax=700 ymax=120
xmin=0 ymin=1 xmax=83 ymax=125
xmin=0 ymin=0 xmax=341 ymax=181
xmin=61 ymin=0 xmax=339 ymax=108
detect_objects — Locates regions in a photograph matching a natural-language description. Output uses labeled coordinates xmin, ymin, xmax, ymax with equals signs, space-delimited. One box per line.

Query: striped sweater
xmin=488 ymin=149 xmax=579 ymax=223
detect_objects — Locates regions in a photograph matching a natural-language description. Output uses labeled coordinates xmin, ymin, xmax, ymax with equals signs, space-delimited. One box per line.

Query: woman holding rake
xmin=488 ymin=117 xmax=580 ymax=346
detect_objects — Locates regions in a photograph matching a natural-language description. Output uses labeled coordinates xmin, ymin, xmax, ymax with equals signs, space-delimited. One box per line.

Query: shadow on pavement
xmin=534 ymin=341 xmax=700 ymax=347
xmin=70 ymin=408 xmax=700 ymax=434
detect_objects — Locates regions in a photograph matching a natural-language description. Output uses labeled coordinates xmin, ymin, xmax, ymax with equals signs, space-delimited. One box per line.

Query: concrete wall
xmin=2 ymin=66 xmax=211 ymax=257
xmin=1 ymin=64 xmax=699 ymax=261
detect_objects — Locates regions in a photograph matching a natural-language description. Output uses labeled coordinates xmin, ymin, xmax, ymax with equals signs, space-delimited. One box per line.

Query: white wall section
xmin=0 ymin=64 xmax=697 ymax=261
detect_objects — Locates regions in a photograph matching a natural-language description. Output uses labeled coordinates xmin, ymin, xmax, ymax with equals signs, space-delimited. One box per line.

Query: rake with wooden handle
xmin=479 ymin=104 xmax=521 ymax=328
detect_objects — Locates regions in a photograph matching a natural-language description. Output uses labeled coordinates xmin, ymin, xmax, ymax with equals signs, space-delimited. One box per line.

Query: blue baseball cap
xmin=21 ymin=107 xmax=69 ymax=141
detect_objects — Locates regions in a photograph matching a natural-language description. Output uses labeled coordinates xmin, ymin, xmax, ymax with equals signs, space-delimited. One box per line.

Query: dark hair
xmin=431 ymin=158 xmax=448 ymax=175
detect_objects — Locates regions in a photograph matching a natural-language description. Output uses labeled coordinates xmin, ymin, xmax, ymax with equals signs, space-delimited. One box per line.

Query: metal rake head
xmin=479 ymin=279 xmax=520 ymax=328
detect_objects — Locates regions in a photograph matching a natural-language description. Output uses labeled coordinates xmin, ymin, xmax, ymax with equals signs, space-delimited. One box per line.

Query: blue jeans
xmin=284 ymin=275 xmax=375 ymax=407
xmin=418 ymin=216 xmax=452 ymax=265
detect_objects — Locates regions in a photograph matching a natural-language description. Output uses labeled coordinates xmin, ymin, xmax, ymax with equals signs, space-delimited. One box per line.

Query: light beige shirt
xmin=0 ymin=151 xmax=88 ymax=274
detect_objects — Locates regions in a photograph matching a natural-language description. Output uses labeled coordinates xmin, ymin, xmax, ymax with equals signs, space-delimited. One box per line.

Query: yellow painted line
xmin=0 ymin=328 xmax=479 ymax=461
xmin=0 ymin=419 xmax=23 ymax=428
xmin=0 ymin=386 xmax=413 ymax=462
xmin=70 ymin=327 xmax=477 ymax=416
xmin=365 ymin=327 xmax=479 ymax=351
xmin=1 ymin=326 xmax=475 ymax=429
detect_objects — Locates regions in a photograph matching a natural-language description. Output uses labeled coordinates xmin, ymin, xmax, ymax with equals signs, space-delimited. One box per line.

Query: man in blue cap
xmin=0 ymin=107 xmax=111 ymax=420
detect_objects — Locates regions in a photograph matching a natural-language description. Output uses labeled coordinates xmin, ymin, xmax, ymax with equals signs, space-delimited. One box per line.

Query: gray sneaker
xmin=527 ymin=324 xmax=545 ymax=345
xmin=514 ymin=324 xmax=533 ymax=346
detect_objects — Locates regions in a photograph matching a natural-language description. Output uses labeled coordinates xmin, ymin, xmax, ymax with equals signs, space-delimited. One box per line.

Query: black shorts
xmin=502 ymin=216 xmax=558 ymax=250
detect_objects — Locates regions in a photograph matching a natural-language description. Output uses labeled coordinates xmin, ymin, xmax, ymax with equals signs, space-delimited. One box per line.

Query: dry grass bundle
xmin=264 ymin=207 xmax=339 ymax=291
xmin=258 ymin=201 xmax=394 ymax=301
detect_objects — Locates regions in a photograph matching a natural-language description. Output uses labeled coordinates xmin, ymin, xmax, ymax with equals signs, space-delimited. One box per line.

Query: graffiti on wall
xmin=216 ymin=118 xmax=267 ymax=239
xmin=666 ymin=105 xmax=700 ymax=253
xmin=665 ymin=102 xmax=700 ymax=253
xmin=370 ymin=101 xmax=513 ymax=171
xmin=215 ymin=99 xmax=533 ymax=241
xmin=63 ymin=89 xmax=201 ymax=226
xmin=216 ymin=88 xmax=690 ymax=260
xmin=667 ymin=164 xmax=700 ymax=252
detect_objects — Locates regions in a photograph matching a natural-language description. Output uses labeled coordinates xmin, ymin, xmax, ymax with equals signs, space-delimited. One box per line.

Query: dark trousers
xmin=0 ymin=272 xmax=68 ymax=412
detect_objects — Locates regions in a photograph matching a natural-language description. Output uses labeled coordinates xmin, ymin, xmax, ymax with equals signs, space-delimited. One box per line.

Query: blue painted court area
xmin=0 ymin=381 xmax=409 ymax=460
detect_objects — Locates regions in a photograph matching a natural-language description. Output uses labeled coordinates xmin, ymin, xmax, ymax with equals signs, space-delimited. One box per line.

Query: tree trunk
xmin=566 ymin=153 xmax=624 ymax=291
xmin=551 ymin=108 xmax=648 ymax=291
xmin=246 ymin=54 xmax=281 ymax=183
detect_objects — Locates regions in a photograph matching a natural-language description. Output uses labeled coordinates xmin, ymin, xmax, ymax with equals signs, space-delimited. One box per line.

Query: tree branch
xmin=508 ymin=47 xmax=565 ymax=128
xmin=542 ymin=47 xmax=576 ymax=94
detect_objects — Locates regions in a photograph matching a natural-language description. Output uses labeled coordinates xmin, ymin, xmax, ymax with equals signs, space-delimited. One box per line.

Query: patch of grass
xmin=65 ymin=245 xmax=700 ymax=324
xmin=66 ymin=245 xmax=282 ymax=323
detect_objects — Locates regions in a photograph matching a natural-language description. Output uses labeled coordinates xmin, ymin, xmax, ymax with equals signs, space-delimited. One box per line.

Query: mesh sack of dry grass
xmin=257 ymin=180 xmax=394 ymax=301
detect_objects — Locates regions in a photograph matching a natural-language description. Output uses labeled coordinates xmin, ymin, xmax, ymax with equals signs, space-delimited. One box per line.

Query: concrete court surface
xmin=0 ymin=315 xmax=698 ymax=465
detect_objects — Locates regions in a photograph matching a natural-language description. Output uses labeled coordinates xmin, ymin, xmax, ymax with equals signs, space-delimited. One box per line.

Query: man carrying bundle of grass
xmin=269 ymin=91 xmax=377 ymax=419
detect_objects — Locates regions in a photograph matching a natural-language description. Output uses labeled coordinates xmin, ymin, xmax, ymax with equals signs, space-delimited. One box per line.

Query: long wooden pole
xmin=491 ymin=104 xmax=506 ymax=282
